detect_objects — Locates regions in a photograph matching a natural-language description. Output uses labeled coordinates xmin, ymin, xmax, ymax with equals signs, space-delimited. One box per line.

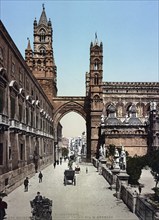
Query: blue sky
xmin=1 ymin=0 xmax=158 ymax=137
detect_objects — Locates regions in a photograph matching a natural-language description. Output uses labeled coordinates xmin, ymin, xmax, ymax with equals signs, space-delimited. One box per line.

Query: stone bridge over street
xmin=4 ymin=161 xmax=138 ymax=220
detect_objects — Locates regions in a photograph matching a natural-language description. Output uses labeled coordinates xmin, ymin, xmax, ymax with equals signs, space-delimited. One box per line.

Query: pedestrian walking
xmin=24 ymin=177 xmax=29 ymax=192
xmin=0 ymin=197 xmax=7 ymax=219
xmin=60 ymin=157 xmax=62 ymax=165
xmin=138 ymin=184 xmax=142 ymax=194
xmin=53 ymin=161 xmax=56 ymax=168
xmin=86 ymin=167 xmax=88 ymax=173
xmin=38 ymin=171 xmax=43 ymax=183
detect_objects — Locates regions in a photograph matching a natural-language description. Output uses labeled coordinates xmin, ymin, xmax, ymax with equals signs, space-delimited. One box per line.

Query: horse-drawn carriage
xmin=30 ymin=197 xmax=52 ymax=220
xmin=64 ymin=169 xmax=76 ymax=186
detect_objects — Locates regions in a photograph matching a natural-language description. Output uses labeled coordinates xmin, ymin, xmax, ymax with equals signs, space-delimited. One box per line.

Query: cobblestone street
xmin=4 ymin=161 xmax=139 ymax=220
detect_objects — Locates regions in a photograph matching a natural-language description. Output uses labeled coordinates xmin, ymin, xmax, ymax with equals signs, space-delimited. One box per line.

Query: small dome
xmin=34 ymin=18 xmax=37 ymax=26
xmin=129 ymin=105 xmax=137 ymax=113
xmin=107 ymin=104 xmax=116 ymax=113
xmin=128 ymin=117 xmax=142 ymax=125
xmin=105 ymin=117 xmax=122 ymax=125
xmin=48 ymin=18 xmax=52 ymax=26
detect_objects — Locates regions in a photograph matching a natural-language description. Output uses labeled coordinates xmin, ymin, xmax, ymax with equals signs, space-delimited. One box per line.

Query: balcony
xmin=0 ymin=114 xmax=9 ymax=132
xmin=19 ymin=123 xmax=27 ymax=134
xmin=9 ymin=119 xmax=20 ymax=132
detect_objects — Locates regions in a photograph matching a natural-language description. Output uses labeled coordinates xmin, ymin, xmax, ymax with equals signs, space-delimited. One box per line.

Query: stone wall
xmin=0 ymin=155 xmax=52 ymax=194
xmin=135 ymin=197 xmax=155 ymax=220
xmin=92 ymin=158 xmax=159 ymax=220
xmin=120 ymin=184 xmax=137 ymax=213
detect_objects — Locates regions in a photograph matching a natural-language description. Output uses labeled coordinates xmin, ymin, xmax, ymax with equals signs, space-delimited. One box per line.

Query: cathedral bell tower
xmin=86 ymin=33 xmax=103 ymax=158
xmin=25 ymin=4 xmax=57 ymax=101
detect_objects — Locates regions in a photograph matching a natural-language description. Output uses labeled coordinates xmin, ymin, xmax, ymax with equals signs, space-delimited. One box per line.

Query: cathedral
xmin=0 ymin=5 xmax=159 ymax=192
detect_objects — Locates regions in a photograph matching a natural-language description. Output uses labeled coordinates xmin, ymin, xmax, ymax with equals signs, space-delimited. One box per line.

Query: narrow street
xmin=4 ymin=160 xmax=138 ymax=220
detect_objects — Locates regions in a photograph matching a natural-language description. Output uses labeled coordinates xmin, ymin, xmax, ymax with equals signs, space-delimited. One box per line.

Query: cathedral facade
xmin=86 ymin=36 xmax=159 ymax=157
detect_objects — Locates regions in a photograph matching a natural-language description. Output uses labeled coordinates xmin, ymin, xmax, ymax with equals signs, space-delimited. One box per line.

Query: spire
xmin=26 ymin=38 xmax=32 ymax=50
xmin=38 ymin=4 xmax=48 ymax=26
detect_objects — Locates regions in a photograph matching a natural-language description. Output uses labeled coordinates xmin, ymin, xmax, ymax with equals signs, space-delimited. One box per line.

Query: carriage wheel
xmin=64 ymin=176 xmax=67 ymax=185
xmin=74 ymin=177 xmax=76 ymax=186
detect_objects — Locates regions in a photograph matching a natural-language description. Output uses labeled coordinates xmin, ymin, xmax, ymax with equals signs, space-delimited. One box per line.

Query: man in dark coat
xmin=38 ymin=171 xmax=43 ymax=183
xmin=24 ymin=177 xmax=29 ymax=192
xmin=0 ymin=198 xmax=7 ymax=219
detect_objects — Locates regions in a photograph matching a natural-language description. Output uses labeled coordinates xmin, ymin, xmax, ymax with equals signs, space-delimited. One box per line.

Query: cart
xmin=64 ymin=169 xmax=76 ymax=185
xmin=30 ymin=197 xmax=52 ymax=220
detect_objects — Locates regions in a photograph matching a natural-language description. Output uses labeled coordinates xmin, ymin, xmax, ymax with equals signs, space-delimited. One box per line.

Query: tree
xmin=126 ymin=156 xmax=144 ymax=185
xmin=62 ymin=147 xmax=69 ymax=158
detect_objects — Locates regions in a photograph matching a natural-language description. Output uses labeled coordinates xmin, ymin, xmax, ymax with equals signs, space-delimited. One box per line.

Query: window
xmin=9 ymin=147 xmax=12 ymax=160
xmin=26 ymin=78 xmax=29 ymax=91
xmin=0 ymin=47 xmax=3 ymax=64
xmin=94 ymin=60 xmax=98 ymax=70
xmin=0 ymin=143 xmax=3 ymax=165
xmin=19 ymin=104 xmax=22 ymax=122
xmin=11 ymin=62 xmax=15 ymax=75
xmin=10 ymin=97 xmax=15 ymax=118
xmin=20 ymin=144 xmax=23 ymax=160
xmin=39 ymin=29 xmax=46 ymax=42
xmin=26 ymin=108 xmax=29 ymax=125
xmin=40 ymin=47 xmax=46 ymax=56
xmin=31 ymin=111 xmax=34 ymax=127
xmin=0 ymin=88 xmax=4 ymax=113
xmin=40 ymin=118 xmax=42 ymax=130
xmin=94 ymin=73 xmax=99 ymax=85
xmin=19 ymin=68 xmax=23 ymax=84
xmin=36 ymin=115 xmax=38 ymax=129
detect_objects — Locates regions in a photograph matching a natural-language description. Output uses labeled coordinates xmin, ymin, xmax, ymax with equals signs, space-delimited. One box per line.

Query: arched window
xmin=94 ymin=60 xmax=98 ymax=70
xmin=39 ymin=47 xmax=46 ymax=56
xmin=94 ymin=73 xmax=99 ymax=85
xmin=37 ymin=60 xmax=41 ymax=65
xmin=39 ymin=29 xmax=46 ymax=42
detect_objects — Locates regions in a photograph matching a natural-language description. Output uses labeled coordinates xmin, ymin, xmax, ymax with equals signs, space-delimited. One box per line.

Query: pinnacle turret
xmin=38 ymin=4 xmax=48 ymax=26
xmin=26 ymin=38 xmax=32 ymax=51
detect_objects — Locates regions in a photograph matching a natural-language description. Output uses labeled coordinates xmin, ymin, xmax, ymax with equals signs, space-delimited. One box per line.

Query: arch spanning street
xmin=4 ymin=161 xmax=138 ymax=220
xmin=52 ymin=96 xmax=89 ymax=144
xmin=53 ymin=96 xmax=87 ymax=124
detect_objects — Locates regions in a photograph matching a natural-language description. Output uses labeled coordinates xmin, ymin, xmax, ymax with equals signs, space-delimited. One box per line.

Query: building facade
xmin=0 ymin=20 xmax=54 ymax=192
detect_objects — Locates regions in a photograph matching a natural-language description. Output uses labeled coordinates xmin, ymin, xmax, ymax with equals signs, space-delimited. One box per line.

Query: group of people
xmin=53 ymin=157 xmax=63 ymax=168
xmin=24 ymin=171 xmax=43 ymax=192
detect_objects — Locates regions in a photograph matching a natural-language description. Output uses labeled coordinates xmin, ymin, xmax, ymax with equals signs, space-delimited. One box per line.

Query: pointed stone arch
xmin=116 ymin=102 xmax=124 ymax=117
xmin=124 ymin=102 xmax=133 ymax=117
xmin=52 ymin=97 xmax=87 ymax=142
xmin=136 ymin=102 xmax=145 ymax=117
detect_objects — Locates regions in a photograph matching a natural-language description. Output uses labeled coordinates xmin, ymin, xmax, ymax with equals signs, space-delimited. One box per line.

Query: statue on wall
xmin=99 ymin=145 xmax=104 ymax=157
xmin=101 ymin=114 xmax=105 ymax=125
xmin=150 ymin=101 xmax=157 ymax=111
xmin=99 ymin=144 xmax=106 ymax=159
xmin=113 ymin=148 xmax=120 ymax=169
xmin=120 ymin=146 xmax=126 ymax=170
xmin=103 ymin=144 xmax=106 ymax=158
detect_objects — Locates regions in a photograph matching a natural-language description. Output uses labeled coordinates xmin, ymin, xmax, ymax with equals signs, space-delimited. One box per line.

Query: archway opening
xmin=60 ymin=112 xmax=86 ymax=138
xmin=56 ymin=112 xmax=86 ymax=163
